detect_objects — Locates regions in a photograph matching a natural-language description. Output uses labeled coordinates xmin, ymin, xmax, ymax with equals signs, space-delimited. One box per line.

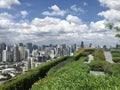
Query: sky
xmin=0 ymin=0 xmax=120 ymax=46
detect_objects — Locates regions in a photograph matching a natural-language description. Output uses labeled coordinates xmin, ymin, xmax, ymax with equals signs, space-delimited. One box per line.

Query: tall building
xmin=26 ymin=43 xmax=33 ymax=54
xmin=2 ymin=46 xmax=12 ymax=62
xmin=13 ymin=45 xmax=20 ymax=62
xmin=81 ymin=41 xmax=84 ymax=48
xmin=2 ymin=50 xmax=7 ymax=62
xmin=19 ymin=46 xmax=26 ymax=61
xmin=0 ymin=42 xmax=6 ymax=62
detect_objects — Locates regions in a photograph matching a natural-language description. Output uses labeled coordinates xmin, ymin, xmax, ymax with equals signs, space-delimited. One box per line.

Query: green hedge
xmin=112 ymin=53 xmax=120 ymax=57
xmin=0 ymin=56 xmax=68 ymax=90
xmin=104 ymin=63 xmax=120 ymax=77
xmin=84 ymin=48 xmax=95 ymax=53
xmin=111 ymin=50 xmax=120 ymax=53
xmin=89 ymin=60 xmax=110 ymax=71
xmin=31 ymin=54 xmax=120 ymax=90
xmin=112 ymin=57 xmax=120 ymax=63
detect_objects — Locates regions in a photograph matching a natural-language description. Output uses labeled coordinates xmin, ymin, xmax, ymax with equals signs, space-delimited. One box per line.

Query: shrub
xmin=89 ymin=60 xmax=110 ymax=71
xmin=112 ymin=57 xmax=120 ymax=63
xmin=104 ymin=64 xmax=120 ymax=77
xmin=112 ymin=53 xmax=120 ymax=57
xmin=111 ymin=50 xmax=120 ymax=53
xmin=94 ymin=49 xmax=105 ymax=61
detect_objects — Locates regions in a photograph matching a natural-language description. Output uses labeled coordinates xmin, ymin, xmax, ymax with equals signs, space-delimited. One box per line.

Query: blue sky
xmin=0 ymin=0 xmax=120 ymax=46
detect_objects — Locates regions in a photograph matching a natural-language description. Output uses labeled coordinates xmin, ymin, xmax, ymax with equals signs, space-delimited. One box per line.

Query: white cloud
xmin=90 ymin=20 xmax=106 ymax=31
xmin=20 ymin=10 xmax=28 ymax=19
xmin=0 ymin=12 xmax=13 ymax=29
xmin=66 ymin=15 xmax=82 ymax=24
xmin=49 ymin=5 xmax=60 ymax=11
xmin=42 ymin=5 xmax=66 ymax=16
xmin=0 ymin=0 xmax=21 ymax=9
xmin=0 ymin=12 xmax=13 ymax=20
xmin=0 ymin=11 xmax=118 ymax=46
xmin=99 ymin=0 xmax=120 ymax=10
xmin=71 ymin=5 xmax=84 ymax=13
xmin=98 ymin=9 xmax=120 ymax=22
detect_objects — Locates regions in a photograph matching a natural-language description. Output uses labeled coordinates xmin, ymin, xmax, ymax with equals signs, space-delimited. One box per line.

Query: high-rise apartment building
xmin=26 ymin=43 xmax=33 ymax=54
xmin=13 ymin=45 xmax=20 ymax=62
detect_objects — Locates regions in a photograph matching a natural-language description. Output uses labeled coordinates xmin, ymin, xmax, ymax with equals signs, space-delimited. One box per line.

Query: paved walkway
xmin=90 ymin=71 xmax=105 ymax=75
xmin=104 ymin=51 xmax=114 ymax=63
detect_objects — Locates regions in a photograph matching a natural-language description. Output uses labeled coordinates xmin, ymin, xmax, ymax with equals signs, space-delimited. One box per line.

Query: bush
xmin=111 ymin=50 xmax=120 ymax=53
xmin=112 ymin=53 xmax=120 ymax=57
xmin=104 ymin=64 xmax=120 ymax=77
xmin=89 ymin=60 xmax=110 ymax=71
xmin=94 ymin=49 xmax=105 ymax=61
xmin=84 ymin=48 xmax=95 ymax=53
xmin=112 ymin=57 xmax=120 ymax=63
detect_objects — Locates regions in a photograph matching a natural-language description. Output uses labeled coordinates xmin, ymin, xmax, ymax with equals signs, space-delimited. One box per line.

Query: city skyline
xmin=0 ymin=0 xmax=120 ymax=46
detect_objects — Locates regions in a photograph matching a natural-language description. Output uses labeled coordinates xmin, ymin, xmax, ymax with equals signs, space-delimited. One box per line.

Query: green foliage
xmin=105 ymin=23 xmax=120 ymax=38
xmin=84 ymin=48 xmax=95 ymax=53
xmin=105 ymin=23 xmax=114 ymax=30
xmin=111 ymin=50 xmax=120 ymax=53
xmin=31 ymin=54 xmax=120 ymax=90
xmin=111 ymin=49 xmax=120 ymax=63
xmin=104 ymin=64 xmax=120 ymax=77
xmin=116 ymin=34 xmax=120 ymax=38
xmin=114 ymin=26 xmax=120 ymax=31
xmin=94 ymin=49 xmax=105 ymax=61
xmin=89 ymin=60 xmax=110 ymax=71
xmin=112 ymin=53 xmax=120 ymax=57
xmin=112 ymin=57 xmax=120 ymax=63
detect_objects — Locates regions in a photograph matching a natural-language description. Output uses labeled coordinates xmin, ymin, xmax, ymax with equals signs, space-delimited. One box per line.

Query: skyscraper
xmin=19 ymin=46 xmax=26 ymax=61
xmin=13 ymin=45 xmax=20 ymax=62
xmin=26 ymin=43 xmax=33 ymax=54
xmin=2 ymin=49 xmax=7 ymax=62
xmin=81 ymin=41 xmax=84 ymax=48
xmin=0 ymin=42 xmax=6 ymax=62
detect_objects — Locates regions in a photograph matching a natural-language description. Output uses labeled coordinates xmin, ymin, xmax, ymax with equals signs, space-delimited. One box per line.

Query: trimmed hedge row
xmin=104 ymin=63 xmax=120 ymax=77
xmin=112 ymin=57 xmax=120 ymax=63
xmin=89 ymin=60 xmax=110 ymax=71
xmin=111 ymin=49 xmax=120 ymax=63
xmin=111 ymin=50 xmax=120 ymax=53
xmin=0 ymin=56 xmax=69 ymax=90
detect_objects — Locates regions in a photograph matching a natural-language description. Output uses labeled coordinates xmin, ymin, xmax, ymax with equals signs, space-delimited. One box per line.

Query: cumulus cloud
xmin=0 ymin=13 xmax=89 ymax=44
xmin=99 ymin=0 xmax=120 ymax=10
xmin=98 ymin=0 xmax=120 ymax=30
xmin=71 ymin=5 xmax=84 ymax=13
xmin=0 ymin=12 xmax=13 ymax=20
xmin=0 ymin=0 xmax=21 ymax=9
xmin=0 ymin=11 xmax=118 ymax=45
xmin=42 ymin=5 xmax=66 ymax=16
xmin=20 ymin=10 xmax=28 ymax=19
xmin=66 ymin=15 xmax=82 ymax=24
xmin=0 ymin=12 xmax=13 ymax=29
xmin=90 ymin=20 xmax=107 ymax=31
xmin=98 ymin=9 xmax=120 ymax=22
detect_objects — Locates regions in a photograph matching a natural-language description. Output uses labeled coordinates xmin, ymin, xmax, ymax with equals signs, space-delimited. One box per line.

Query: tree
xmin=105 ymin=23 xmax=120 ymax=38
